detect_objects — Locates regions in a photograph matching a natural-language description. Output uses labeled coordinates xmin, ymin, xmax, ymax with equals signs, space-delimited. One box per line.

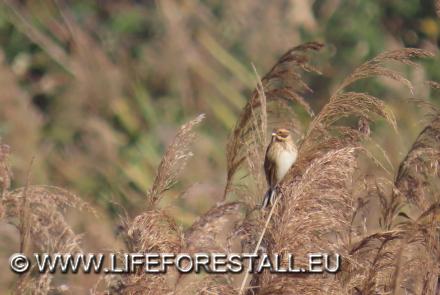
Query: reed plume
xmin=111 ymin=114 xmax=205 ymax=294
xmin=224 ymin=42 xmax=323 ymax=201
xmin=147 ymin=114 xmax=205 ymax=207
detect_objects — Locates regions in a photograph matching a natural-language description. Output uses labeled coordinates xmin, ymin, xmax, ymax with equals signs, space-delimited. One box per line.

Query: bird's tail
xmin=261 ymin=188 xmax=276 ymax=209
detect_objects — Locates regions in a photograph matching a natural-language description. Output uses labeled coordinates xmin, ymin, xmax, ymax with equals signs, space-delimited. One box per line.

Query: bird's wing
xmin=264 ymin=152 xmax=277 ymax=188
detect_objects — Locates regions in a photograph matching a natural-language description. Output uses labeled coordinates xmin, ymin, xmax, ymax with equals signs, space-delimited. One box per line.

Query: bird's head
xmin=271 ymin=128 xmax=291 ymax=142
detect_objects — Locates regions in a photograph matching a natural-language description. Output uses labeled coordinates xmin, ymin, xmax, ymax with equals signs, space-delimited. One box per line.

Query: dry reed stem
xmin=18 ymin=158 xmax=34 ymax=256
xmin=239 ymin=194 xmax=281 ymax=295
xmin=242 ymin=63 xmax=268 ymax=205
xmin=0 ymin=142 xmax=11 ymax=198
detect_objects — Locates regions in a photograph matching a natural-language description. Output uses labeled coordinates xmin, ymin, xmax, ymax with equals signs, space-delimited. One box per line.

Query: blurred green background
xmin=0 ymin=0 xmax=439 ymax=225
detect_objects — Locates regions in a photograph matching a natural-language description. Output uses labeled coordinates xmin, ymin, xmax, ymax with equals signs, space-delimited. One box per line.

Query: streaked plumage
xmin=262 ymin=128 xmax=297 ymax=208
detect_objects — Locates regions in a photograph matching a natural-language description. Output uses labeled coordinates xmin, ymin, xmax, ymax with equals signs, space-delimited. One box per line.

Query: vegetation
xmin=0 ymin=0 xmax=439 ymax=294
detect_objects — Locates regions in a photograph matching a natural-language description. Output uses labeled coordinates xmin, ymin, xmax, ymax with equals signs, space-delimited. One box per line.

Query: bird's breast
xmin=275 ymin=149 xmax=297 ymax=182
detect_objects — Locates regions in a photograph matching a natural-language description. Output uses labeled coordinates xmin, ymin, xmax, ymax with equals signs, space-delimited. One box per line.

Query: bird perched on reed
xmin=262 ymin=128 xmax=297 ymax=208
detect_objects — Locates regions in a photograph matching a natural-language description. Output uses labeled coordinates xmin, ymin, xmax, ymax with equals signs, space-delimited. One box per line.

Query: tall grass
xmin=1 ymin=40 xmax=438 ymax=294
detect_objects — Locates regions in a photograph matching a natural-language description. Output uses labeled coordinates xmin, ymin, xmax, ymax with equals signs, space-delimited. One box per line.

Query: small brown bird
xmin=262 ymin=128 xmax=298 ymax=208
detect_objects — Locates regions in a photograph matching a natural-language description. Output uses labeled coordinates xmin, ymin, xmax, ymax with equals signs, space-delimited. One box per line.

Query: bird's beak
xmin=271 ymin=132 xmax=277 ymax=136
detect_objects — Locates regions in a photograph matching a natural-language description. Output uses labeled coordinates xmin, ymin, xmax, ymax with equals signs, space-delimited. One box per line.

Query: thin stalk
xmin=239 ymin=194 xmax=280 ymax=295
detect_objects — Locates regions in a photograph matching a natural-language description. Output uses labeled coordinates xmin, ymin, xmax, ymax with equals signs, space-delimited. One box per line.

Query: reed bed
xmin=0 ymin=39 xmax=439 ymax=295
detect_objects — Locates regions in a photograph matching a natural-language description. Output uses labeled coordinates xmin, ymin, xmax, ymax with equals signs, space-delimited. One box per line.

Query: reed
xmin=1 ymin=41 xmax=439 ymax=294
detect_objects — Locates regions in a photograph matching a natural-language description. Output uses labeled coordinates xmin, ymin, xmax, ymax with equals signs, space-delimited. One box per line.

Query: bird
xmin=262 ymin=128 xmax=298 ymax=209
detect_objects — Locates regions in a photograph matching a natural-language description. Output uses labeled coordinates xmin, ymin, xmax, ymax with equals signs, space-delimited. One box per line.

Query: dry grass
xmin=235 ymin=45 xmax=440 ymax=295
xmin=146 ymin=114 xmax=205 ymax=207
xmin=224 ymin=42 xmax=323 ymax=202
xmin=395 ymin=114 xmax=440 ymax=209
xmin=0 ymin=143 xmax=11 ymax=197
xmin=1 ymin=184 xmax=94 ymax=294
xmin=1 ymin=40 xmax=440 ymax=294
